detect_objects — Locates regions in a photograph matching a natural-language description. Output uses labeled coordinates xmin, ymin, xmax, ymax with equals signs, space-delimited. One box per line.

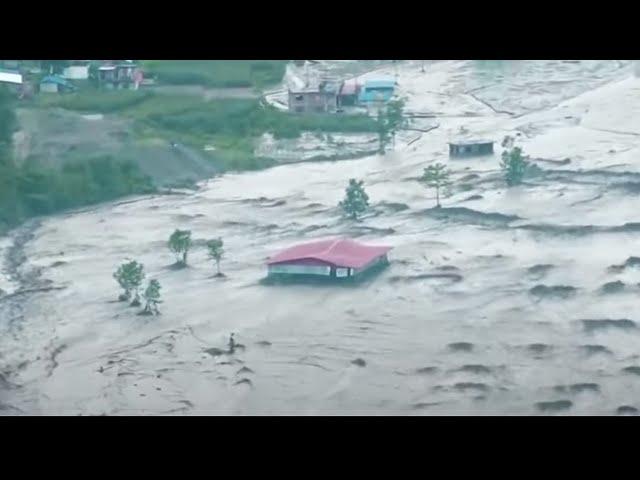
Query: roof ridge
xmin=322 ymin=238 xmax=343 ymax=257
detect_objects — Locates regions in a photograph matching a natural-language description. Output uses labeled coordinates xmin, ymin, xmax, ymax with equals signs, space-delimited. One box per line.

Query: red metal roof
xmin=267 ymin=238 xmax=392 ymax=269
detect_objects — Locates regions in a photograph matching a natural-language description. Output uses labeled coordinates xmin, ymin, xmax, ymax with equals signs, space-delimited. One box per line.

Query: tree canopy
xmin=340 ymin=179 xmax=370 ymax=219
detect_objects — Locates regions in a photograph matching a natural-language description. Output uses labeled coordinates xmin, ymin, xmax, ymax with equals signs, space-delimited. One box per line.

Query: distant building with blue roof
xmin=40 ymin=75 xmax=76 ymax=93
xmin=358 ymin=78 xmax=397 ymax=104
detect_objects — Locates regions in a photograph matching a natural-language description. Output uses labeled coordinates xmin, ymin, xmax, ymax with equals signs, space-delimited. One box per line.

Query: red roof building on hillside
xmin=267 ymin=238 xmax=392 ymax=280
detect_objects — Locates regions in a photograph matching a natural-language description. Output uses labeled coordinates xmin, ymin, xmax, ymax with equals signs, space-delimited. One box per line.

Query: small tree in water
xmin=340 ymin=179 xmax=370 ymax=220
xmin=385 ymin=98 xmax=408 ymax=148
xmin=141 ymin=279 xmax=162 ymax=316
xmin=207 ymin=238 xmax=225 ymax=277
xmin=420 ymin=163 xmax=452 ymax=208
xmin=168 ymin=229 xmax=192 ymax=267
xmin=500 ymin=136 xmax=529 ymax=186
xmin=113 ymin=260 xmax=145 ymax=305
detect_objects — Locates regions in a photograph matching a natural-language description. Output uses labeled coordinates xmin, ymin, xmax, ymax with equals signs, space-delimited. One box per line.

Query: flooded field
xmin=2 ymin=60 xmax=640 ymax=415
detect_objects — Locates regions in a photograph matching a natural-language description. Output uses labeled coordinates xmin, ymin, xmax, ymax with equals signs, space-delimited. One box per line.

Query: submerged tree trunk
xmin=436 ymin=186 xmax=441 ymax=208
xmin=216 ymin=259 xmax=221 ymax=275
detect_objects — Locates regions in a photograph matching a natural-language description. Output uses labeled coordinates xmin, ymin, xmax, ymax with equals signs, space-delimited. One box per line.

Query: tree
xmin=340 ymin=179 xmax=370 ymax=219
xmin=168 ymin=229 xmax=192 ymax=266
xmin=207 ymin=238 xmax=225 ymax=276
xmin=420 ymin=163 xmax=452 ymax=208
xmin=141 ymin=279 xmax=162 ymax=316
xmin=500 ymin=136 xmax=529 ymax=186
xmin=40 ymin=60 xmax=70 ymax=75
xmin=375 ymin=98 xmax=408 ymax=153
xmin=385 ymin=98 xmax=408 ymax=148
xmin=376 ymin=108 xmax=392 ymax=154
xmin=113 ymin=260 xmax=145 ymax=305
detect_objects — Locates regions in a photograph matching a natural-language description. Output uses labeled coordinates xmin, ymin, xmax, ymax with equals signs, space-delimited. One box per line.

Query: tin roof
xmin=267 ymin=238 xmax=392 ymax=269
xmin=448 ymin=139 xmax=494 ymax=146
xmin=362 ymin=79 xmax=396 ymax=89
xmin=41 ymin=75 xmax=71 ymax=86
xmin=0 ymin=69 xmax=23 ymax=85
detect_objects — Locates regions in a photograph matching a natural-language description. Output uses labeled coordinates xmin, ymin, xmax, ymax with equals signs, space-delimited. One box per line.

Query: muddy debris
xmin=255 ymin=340 xmax=272 ymax=347
xmin=600 ymin=280 xmax=626 ymax=294
xmin=617 ymin=406 xmax=639 ymax=415
xmin=415 ymin=367 xmax=439 ymax=375
xmin=412 ymin=402 xmax=441 ymax=410
xmin=569 ymin=383 xmax=600 ymax=393
xmin=527 ymin=343 xmax=553 ymax=354
xmin=581 ymin=319 xmax=636 ymax=332
xmin=580 ymin=345 xmax=612 ymax=355
xmin=351 ymin=358 xmax=367 ymax=367
xmin=377 ymin=201 xmax=410 ymax=213
xmin=234 ymin=378 xmax=253 ymax=387
xmin=463 ymin=194 xmax=483 ymax=202
xmin=536 ymin=400 xmax=572 ymax=412
xmin=459 ymin=173 xmax=480 ymax=182
xmin=448 ymin=342 xmax=474 ymax=352
xmin=529 ymin=284 xmax=577 ymax=299
xmin=422 ymin=206 xmax=520 ymax=227
xmin=527 ymin=264 xmax=554 ymax=276
xmin=622 ymin=366 xmax=640 ymax=376
xmin=204 ymin=347 xmax=226 ymax=357
xmin=237 ymin=366 xmax=254 ymax=375
xmin=454 ymin=382 xmax=490 ymax=392
xmin=436 ymin=265 xmax=459 ymax=271
xmin=458 ymin=364 xmax=493 ymax=374
xmin=388 ymin=273 xmax=463 ymax=284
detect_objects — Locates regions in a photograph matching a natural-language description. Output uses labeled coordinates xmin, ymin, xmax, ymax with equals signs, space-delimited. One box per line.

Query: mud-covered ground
xmin=2 ymin=60 xmax=640 ymax=415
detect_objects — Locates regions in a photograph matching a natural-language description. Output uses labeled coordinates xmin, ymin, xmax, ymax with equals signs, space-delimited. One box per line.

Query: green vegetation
xmin=1 ymin=86 xmax=154 ymax=233
xmin=141 ymin=279 xmax=162 ymax=316
xmin=420 ymin=163 xmax=452 ymax=208
xmin=340 ymin=179 xmax=370 ymax=219
xmin=36 ymin=89 xmax=153 ymax=113
xmin=141 ymin=61 xmax=288 ymax=89
xmin=207 ymin=238 xmax=225 ymax=276
xmin=168 ymin=229 xmax=192 ymax=266
xmin=113 ymin=260 xmax=145 ymax=305
xmin=500 ymin=136 xmax=529 ymax=186
xmin=375 ymin=98 xmax=408 ymax=153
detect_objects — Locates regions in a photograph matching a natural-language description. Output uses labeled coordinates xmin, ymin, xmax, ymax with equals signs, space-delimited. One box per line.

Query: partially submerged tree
xmin=141 ymin=279 xmax=162 ymax=316
xmin=340 ymin=179 xmax=370 ymax=220
xmin=113 ymin=260 xmax=145 ymax=305
xmin=375 ymin=98 xmax=408 ymax=153
xmin=168 ymin=229 xmax=192 ymax=266
xmin=420 ymin=163 xmax=452 ymax=208
xmin=385 ymin=98 xmax=408 ymax=148
xmin=500 ymin=135 xmax=529 ymax=186
xmin=207 ymin=238 xmax=225 ymax=277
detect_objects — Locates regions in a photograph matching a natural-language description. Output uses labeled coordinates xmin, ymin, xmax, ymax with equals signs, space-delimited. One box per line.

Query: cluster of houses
xmin=0 ymin=60 xmax=146 ymax=98
xmin=287 ymin=62 xmax=397 ymax=114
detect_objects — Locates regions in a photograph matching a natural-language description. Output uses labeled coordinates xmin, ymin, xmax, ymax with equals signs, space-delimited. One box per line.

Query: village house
xmin=266 ymin=238 xmax=392 ymax=281
xmin=62 ymin=61 xmax=91 ymax=80
xmin=288 ymin=81 xmax=339 ymax=114
xmin=358 ymin=78 xmax=396 ymax=104
xmin=337 ymin=79 xmax=360 ymax=108
xmin=448 ymin=139 xmax=494 ymax=158
xmin=97 ymin=61 xmax=143 ymax=90
xmin=40 ymin=75 xmax=76 ymax=94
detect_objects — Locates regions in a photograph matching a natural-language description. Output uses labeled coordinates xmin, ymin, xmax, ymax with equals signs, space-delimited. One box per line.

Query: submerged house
xmin=267 ymin=238 xmax=392 ymax=281
xmin=448 ymin=139 xmax=494 ymax=158
xmin=358 ymin=78 xmax=396 ymax=104
xmin=62 ymin=61 xmax=91 ymax=80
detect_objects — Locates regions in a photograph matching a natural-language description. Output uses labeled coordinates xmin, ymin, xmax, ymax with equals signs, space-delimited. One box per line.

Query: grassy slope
xmin=141 ymin=60 xmax=288 ymax=88
xmin=3 ymin=61 xmax=381 ymax=231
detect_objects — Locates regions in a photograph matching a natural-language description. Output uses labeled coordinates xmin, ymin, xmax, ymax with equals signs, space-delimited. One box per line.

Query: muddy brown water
xmin=2 ymin=60 xmax=640 ymax=415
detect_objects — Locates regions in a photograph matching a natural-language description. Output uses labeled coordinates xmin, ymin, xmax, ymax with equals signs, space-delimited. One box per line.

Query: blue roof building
xmin=358 ymin=78 xmax=396 ymax=104
xmin=40 ymin=75 xmax=75 ymax=93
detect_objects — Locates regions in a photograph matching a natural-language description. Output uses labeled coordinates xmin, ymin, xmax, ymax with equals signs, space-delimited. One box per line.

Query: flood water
xmin=2 ymin=60 xmax=640 ymax=415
